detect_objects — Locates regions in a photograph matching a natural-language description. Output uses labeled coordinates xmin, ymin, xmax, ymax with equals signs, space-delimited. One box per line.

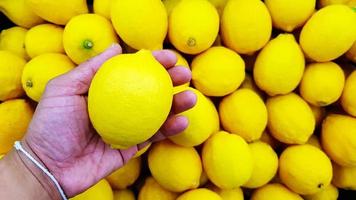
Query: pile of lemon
xmin=0 ymin=0 xmax=356 ymax=199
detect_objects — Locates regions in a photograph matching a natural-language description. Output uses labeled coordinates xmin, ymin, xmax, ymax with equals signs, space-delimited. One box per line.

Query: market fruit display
xmin=0 ymin=0 xmax=355 ymax=199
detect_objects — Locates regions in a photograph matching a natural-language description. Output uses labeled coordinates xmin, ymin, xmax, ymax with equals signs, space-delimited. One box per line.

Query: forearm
xmin=0 ymin=145 xmax=62 ymax=200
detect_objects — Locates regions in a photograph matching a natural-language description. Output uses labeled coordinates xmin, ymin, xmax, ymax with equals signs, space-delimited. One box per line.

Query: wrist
xmin=0 ymin=144 xmax=63 ymax=200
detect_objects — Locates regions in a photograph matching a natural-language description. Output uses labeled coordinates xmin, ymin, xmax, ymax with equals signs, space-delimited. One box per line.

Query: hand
xmin=23 ymin=44 xmax=196 ymax=197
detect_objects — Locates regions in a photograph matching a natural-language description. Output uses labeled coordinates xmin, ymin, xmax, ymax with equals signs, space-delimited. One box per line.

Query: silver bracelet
xmin=14 ymin=141 xmax=68 ymax=200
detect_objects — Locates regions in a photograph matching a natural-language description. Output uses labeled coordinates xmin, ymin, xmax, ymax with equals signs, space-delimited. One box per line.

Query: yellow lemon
xmin=321 ymin=114 xmax=356 ymax=166
xmin=113 ymin=189 xmax=135 ymax=200
xmin=221 ymin=0 xmax=272 ymax=54
xmin=243 ymin=141 xmax=279 ymax=188
xmin=163 ymin=0 xmax=181 ymax=16
xmin=21 ymin=53 xmax=75 ymax=102
xmin=169 ymin=0 xmax=219 ymax=54
xmin=251 ymin=183 xmax=303 ymax=200
xmin=309 ymin=104 xmax=326 ymax=127
xmin=63 ymin=14 xmax=118 ymax=64
xmin=210 ymin=186 xmax=243 ymax=200
xmin=93 ymin=0 xmax=112 ymax=19
xmin=208 ymin=0 xmax=228 ymax=15
xmin=300 ymin=62 xmax=345 ymax=106
xmin=219 ymin=89 xmax=267 ymax=142
xmin=191 ymin=46 xmax=245 ymax=96
xmin=202 ymin=131 xmax=253 ymax=189
xmin=0 ymin=26 xmax=28 ymax=60
xmin=169 ymin=88 xmax=219 ymax=147
xmin=148 ymin=140 xmax=202 ymax=192
xmin=0 ymin=99 xmax=34 ymax=154
xmin=88 ymin=50 xmax=173 ymax=149
xmin=25 ymin=24 xmax=64 ymax=58
xmin=265 ymin=0 xmax=316 ymax=32
xmin=253 ymin=34 xmax=305 ymax=96
xmin=106 ymin=157 xmax=141 ymax=189
xmin=177 ymin=188 xmax=222 ymax=200
xmin=319 ymin=0 xmax=352 ymax=7
xmin=300 ymin=5 xmax=356 ymax=62
xmin=303 ymin=184 xmax=339 ymax=200
xmin=138 ymin=176 xmax=179 ymax=200
xmin=346 ymin=42 xmax=356 ymax=63
xmin=307 ymin=135 xmax=322 ymax=149
xmin=70 ymin=179 xmax=113 ymax=200
xmin=25 ymin=0 xmax=88 ymax=25
xmin=267 ymin=93 xmax=315 ymax=144
xmin=341 ymin=70 xmax=356 ymax=117
xmin=111 ymin=0 xmax=167 ymax=50
xmin=279 ymin=144 xmax=333 ymax=195
xmin=332 ymin=163 xmax=356 ymax=190
xmin=0 ymin=0 xmax=44 ymax=28
xmin=0 ymin=50 xmax=26 ymax=101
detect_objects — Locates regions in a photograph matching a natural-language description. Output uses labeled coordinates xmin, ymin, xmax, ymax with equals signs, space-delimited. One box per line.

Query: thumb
xmin=43 ymin=44 xmax=122 ymax=97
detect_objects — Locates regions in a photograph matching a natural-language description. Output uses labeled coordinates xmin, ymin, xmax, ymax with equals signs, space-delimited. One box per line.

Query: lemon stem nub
xmin=83 ymin=39 xmax=94 ymax=49
xmin=352 ymin=7 xmax=356 ymax=13
xmin=26 ymin=80 xmax=33 ymax=88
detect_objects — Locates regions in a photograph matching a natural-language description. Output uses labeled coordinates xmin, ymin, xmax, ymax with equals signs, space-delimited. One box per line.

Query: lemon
xmin=221 ymin=0 xmax=272 ymax=54
xmin=106 ymin=157 xmax=141 ymax=189
xmin=63 ymin=14 xmax=118 ymax=64
xmin=148 ymin=140 xmax=202 ymax=192
xmin=253 ymin=34 xmax=305 ymax=96
xmin=307 ymin=135 xmax=322 ymax=149
xmin=341 ymin=70 xmax=356 ymax=117
xmin=0 ymin=50 xmax=26 ymax=101
xmin=279 ymin=144 xmax=333 ymax=195
xmin=321 ymin=114 xmax=356 ymax=166
xmin=240 ymin=73 xmax=265 ymax=99
xmin=210 ymin=186 xmax=243 ymax=200
xmin=208 ymin=0 xmax=228 ymax=15
xmin=21 ymin=53 xmax=75 ymax=102
xmin=267 ymin=93 xmax=315 ymax=144
xmin=138 ymin=176 xmax=179 ymax=200
xmin=169 ymin=0 xmax=219 ymax=54
xmin=0 ymin=26 xmax=28 ymax=60
xmin=265 ymin=0 xmax=316 ymax=32
xmin=309 ymin=104 xmax=326 ymax=127
xmin=25 ymin=24 xmax=64 ymax=58
xmin=300 ymin=5 xmax=356 ymax=62
xmin=191 ymin=46 xmax=245 ymax=97
xmin=303 ymin=184 xmax=339 ymax=200
xmin=70 ymin=179 xmax=113 ymax=200
xmin=177 ymin=188 xmax=222 ymax=200
xmin=202 ymin=131 xmax=253 ymax=189
xmin=0 ymin=99 xmax=34 ymax=154
xmin=300 ymin=62 xmax=345 ymax=106
xmin=251 ymin=183 xmax=303 ymax=200
xmin=169 ymin=88 xmax=219 ymax=147
xmin=319 ymin=0 xmax=352 ymax=7
xmin=163 ymin=0 xmax=181 ymax=16
xmin=112 ymin=0 xmax=167 ymax=50
xmin=243 ymin=141 xmax=278 ymax=188
xmin=88 ymin=50 xmax=172 ymax=149
xmin=26 ymin=0 xmax=88 ymax=25
xmin=346 ymin=42 xmax=356 ymax=63
xmin=172 ymin=49 xmax=190 ymax=93
xmin=93 ymin=0 xmax=112 ymax=19
xmin=219 ymin=89 xmax=267 ymax=142
xmin=113 ymin=189 xmax=135 ymax=200
xmin=332 ymin=163 xmax=356 ymax=190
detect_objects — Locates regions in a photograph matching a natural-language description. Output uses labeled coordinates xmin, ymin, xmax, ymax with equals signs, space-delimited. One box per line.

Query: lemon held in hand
xmin=88 ymin=50 xmax=173 ymax=149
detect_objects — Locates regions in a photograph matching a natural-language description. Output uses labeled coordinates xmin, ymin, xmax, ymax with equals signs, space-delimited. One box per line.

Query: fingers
xmin=149 ymin=115 xmax=188 ymax=143
xmin=172 ymin=90 xmax=197 ymax=114
xmin=152 ymin=50 xmax=177 ymax=69
xmin=44 ymin=44 xmax=122 ymax=97
xmin=168 ymin=66 xmax=192 ymax=86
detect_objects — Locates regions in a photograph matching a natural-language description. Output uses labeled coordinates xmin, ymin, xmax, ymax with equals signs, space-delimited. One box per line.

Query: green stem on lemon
xmin=83 ymin=39 xmax=94 ymax=50
xmin=352 ymin=7 xmax=356 ymax=13
xmin=26 ymin=80 xmax=33 ymax=88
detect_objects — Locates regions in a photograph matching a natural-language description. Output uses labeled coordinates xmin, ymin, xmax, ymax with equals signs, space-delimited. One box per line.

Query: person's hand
xmin=23 ymin=44 xmax=196 ymax=197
